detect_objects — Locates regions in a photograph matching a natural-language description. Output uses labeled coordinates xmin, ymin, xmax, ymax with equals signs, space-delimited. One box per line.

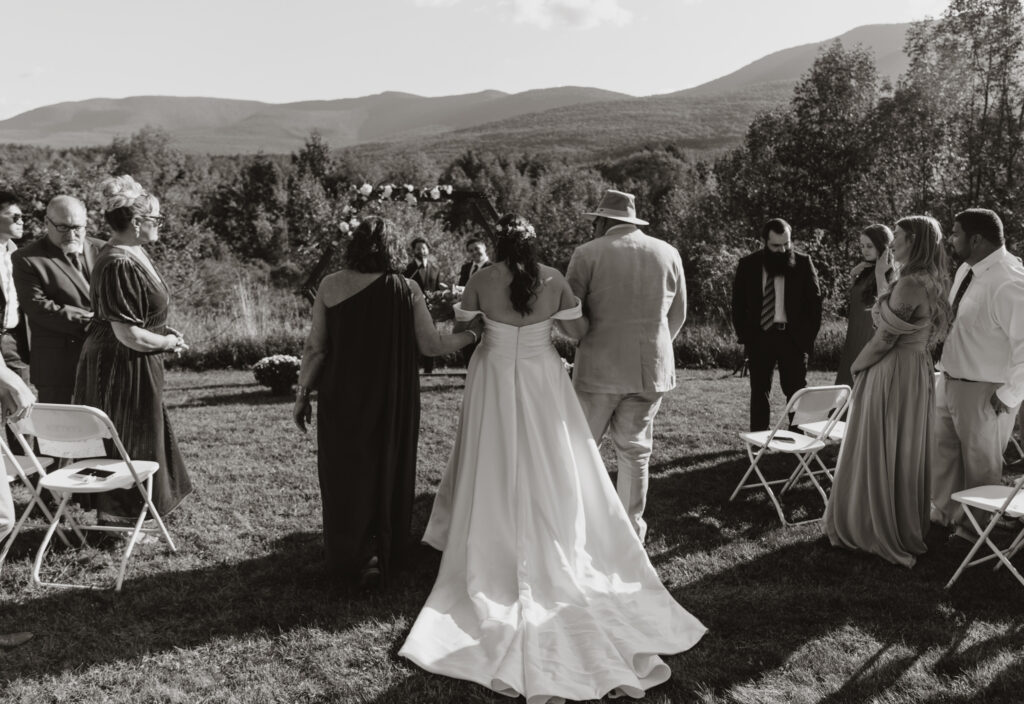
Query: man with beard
xmin=731 ymin=218 xmax=822 ymax=431
xmin=931 ymin=208 xmax=1024 ymax=535
xmin=12 ymin=195 xmax=96 ymax=403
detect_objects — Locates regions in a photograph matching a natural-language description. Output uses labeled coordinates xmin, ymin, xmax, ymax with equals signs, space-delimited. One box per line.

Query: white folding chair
xmin=0 ymin=430 xmax=82 ymax=577
xmin=14 ymin=404 xmax=176 ymax=592
xmin=731 ymin=385 xmax=852 ymax=526
xmin=945 ymin=475 xmax=1024 ymax=589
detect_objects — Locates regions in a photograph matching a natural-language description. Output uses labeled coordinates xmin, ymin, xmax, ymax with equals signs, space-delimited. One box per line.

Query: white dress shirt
xmin=939 ymin=246 xmax=1024 ymax=408
xmin=0 ymin=240 xmax=19 ymax=331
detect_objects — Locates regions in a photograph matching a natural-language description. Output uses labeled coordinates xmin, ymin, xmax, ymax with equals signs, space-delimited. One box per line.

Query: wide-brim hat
xmin=583 ymin=189 xmax=648 ymax=226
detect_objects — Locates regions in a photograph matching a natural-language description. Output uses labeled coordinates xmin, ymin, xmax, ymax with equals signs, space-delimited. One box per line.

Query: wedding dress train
xmin=399 ymin=302 xmax=705 ymax=703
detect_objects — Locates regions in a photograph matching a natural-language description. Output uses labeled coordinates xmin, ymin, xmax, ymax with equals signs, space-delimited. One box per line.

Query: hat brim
xmin=583 ymin=211 xmax=649 ymax=226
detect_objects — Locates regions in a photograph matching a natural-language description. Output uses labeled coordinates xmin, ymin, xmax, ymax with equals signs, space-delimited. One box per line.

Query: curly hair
xmin=889 ymin=216 xmax=951 ymax=348
xmin=345 ymin=217 xmax=404 ymax=273
xmin=99 ymin=175 xmax=159 ymax=232
xmin=494 ymin=213 xmax=540 ymax=316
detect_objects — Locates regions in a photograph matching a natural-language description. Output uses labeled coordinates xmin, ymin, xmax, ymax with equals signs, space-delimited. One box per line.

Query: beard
xmin=61 ymin=240 xmax=84 ymax=255
xmin=764 ymin=249 xmax=796 ymax=277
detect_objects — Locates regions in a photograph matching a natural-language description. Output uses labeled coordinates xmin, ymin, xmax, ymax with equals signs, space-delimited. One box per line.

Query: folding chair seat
xmin=731 ymin=384 xmax=852 ymax=526
xmin=12 ymin=404 xmax=176 ymax=592
xmin=946 ymin=476 xmax=1024 ymax=589
xmin=0 ymin=433 xmax=74 ymax=577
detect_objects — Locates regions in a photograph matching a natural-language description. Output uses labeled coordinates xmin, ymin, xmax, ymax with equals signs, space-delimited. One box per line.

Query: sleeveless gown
xmin=823 ymin=297 xmax=934 ymax=567
xmin=399 ymin=303 xmax=706 ymax=704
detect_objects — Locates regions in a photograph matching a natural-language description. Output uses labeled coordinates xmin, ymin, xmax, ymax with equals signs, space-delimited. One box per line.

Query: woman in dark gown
xmin=74 ymin=175 xmax=193 ymax=519
xmin=293 ymin=217 xmax=482 ymax=587
xmin=835 ymin=224 xmax=894 ymax=387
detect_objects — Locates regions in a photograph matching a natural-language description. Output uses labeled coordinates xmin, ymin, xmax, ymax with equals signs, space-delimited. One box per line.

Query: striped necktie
xmin=761 ymin=276 xmax=775 ymax=330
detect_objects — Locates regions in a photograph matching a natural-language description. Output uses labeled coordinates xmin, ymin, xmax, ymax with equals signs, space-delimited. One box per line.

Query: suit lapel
xmin=45 ymin=240 xmax=90 ymax=299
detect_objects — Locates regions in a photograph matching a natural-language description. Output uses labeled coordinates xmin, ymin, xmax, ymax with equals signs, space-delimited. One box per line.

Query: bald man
xmin=12 ymin=195 xmax=97 ymax=403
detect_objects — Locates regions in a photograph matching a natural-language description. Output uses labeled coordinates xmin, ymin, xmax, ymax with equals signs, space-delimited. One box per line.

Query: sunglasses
xmin=3 ymin=213 xmax=24 ymax=223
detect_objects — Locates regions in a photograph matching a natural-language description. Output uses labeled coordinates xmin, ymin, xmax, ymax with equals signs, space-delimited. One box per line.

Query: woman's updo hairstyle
xmin=494 ymin=213 xmax=540 ymax=316
xmin=100 ymin=175 xmax=158 ymax=232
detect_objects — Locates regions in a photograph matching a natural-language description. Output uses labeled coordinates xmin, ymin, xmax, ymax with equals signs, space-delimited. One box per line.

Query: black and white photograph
xmin=2 ymin=0 xmax=1024 ymax=701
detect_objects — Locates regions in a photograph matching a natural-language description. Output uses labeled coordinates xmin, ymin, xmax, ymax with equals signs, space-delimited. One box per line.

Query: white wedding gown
xmin=398 ymin=302 xmax=706 ymax=704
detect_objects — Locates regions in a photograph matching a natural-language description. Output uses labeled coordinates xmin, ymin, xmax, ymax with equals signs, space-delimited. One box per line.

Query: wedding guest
xmin=835 ymin=224 xmax=894 ymax=387
xmin=824 ymin=216 xmax=950 ymax=567
xmin=566 ymin=189 xmax=687 ymax=542
xmin=457 ymin=236 xmax=490 ymax=286
xmin=0 ymin=356 xmax=35 ymax=650
xmin=404 ymin=237 xmax=442 ymax=373
xmin=294 ymin=216 xmax=481 ymax=588
xmin=12 ymin=195 xmax=97 ymax=403
xmin=73 ymin=176 xmax=193 ymax=522
xmin=731 ymin=218 xmax=823 ymax=431
xmin=0 ymin=192 xmax=30 ymax=386
xmin=931 ymin=208 xmax=1024 ymax=536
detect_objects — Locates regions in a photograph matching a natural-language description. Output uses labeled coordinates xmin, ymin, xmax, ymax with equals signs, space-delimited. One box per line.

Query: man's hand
xmin=0 ymin=375 xmax=35 ymax=423
xmin=990 ymin=392 xmax=1011 ymax=416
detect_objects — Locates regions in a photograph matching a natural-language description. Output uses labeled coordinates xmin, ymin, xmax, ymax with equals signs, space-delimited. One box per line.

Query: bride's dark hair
xmin=494 ymin=213 xmax=540 ymax=316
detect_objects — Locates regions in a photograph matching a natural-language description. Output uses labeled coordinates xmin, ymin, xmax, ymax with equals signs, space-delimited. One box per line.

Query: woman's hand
xmin=293 ymin=395 xmax=312 ymax=432
xmin=851 ymin=261 xmax=869 ymax=279
xmin=876 ymin=248 xmax=893 ymax=278
xmin=164 ymin=333 xmax=188 ymax=356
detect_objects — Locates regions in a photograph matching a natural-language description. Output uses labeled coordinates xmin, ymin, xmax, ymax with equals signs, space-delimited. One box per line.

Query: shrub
xmin=252 ymin=354 xmax=301 ymax=394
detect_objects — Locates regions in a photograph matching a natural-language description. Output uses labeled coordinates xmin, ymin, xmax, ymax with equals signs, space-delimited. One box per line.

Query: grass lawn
xmin=2 ymin=368 xmax=1023 ymax=703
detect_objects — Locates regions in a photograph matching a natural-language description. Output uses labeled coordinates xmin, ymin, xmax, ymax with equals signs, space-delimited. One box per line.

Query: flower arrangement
xmin=425 ymin=285 xmax=464 ymax=322
xmin=494 ymin=216 xmax=536 ymax=240
xmin=339 ymin=182 xmax=456 ymax=235
xmin=252 ymin=354 xmax=301 ymax=395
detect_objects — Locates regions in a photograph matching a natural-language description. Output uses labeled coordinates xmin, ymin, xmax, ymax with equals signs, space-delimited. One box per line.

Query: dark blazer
xmin=731 ymin=249 xmax=823 ymax=354
xmin=404 ymin=260 xmax=441 ymax=293
xmin=457 ymin=260 xmax=491 ymax=287
xmin=12 ymin=236 xmax=98 ymax=403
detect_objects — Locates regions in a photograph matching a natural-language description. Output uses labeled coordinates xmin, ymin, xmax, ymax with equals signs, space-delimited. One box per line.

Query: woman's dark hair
xmin=345 ymin=217 xmax=403 ymax=273
xmin=857 ymin=224 xmax=894 ymax=304
xmin=494 ymin=213 xmax=540 ymax=316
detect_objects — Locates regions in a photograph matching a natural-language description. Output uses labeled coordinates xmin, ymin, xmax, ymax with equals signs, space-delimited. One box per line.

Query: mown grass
xmin=1 ymin=369 xmax=1023 ymax=703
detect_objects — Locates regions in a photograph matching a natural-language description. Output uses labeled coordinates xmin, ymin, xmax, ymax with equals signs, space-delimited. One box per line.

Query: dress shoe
xmin=0 ymin=632 xmax=33 ymax=648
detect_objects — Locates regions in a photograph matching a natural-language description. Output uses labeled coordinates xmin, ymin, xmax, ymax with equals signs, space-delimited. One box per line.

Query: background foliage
xmin=0 ymin=0 xmax=1020 ymax=368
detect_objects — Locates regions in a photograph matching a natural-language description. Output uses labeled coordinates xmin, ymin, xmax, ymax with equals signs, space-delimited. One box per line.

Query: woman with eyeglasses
xmin=73 ymin=175 xmax=193 ymax=525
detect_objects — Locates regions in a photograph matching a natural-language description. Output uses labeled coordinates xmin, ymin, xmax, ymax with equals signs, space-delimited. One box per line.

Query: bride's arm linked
xmin=849 ymin=278 xmax=923 ymax=375
xmin=409 ymin=279 xmax=483 ymax=356
xmin=553 ymin=276 xmax=588 ymax=340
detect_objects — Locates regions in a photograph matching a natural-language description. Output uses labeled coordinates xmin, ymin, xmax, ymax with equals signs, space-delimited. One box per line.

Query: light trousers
xmin=575 ymin=389 xmax=664 ymax=543
xmin=931 ymin=376 xmax=1019 ymax=526
xmin=0 ymin=463 xmax=13 ymax=542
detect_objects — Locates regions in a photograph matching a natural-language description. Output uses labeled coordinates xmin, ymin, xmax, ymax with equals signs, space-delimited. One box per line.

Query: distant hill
xmin=0 ymin=23 xmax=912 ymax=156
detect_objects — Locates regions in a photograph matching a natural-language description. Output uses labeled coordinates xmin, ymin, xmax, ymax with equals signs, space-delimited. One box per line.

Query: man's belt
xmin=943 ymin=371 xmax=985 ymax=383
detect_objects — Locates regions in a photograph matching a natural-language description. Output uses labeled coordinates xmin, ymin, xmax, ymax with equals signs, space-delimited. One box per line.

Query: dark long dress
xmin=835 ymin=270 xmax=877 ymax=387
xmin=315 ymin=273 xmax=419 ymax=583
xmin=73 ymin=245 xmax=193 ymax=517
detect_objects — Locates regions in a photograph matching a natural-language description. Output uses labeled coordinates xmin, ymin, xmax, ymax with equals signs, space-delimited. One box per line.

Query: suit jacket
xmin=404 ymin=260 xmax=441 ymax=292
xmin=731 ymin=248 xmax=822 ymax=354
xmin=457 ymin=260 xmax=491 ymax=286
xmin=12 ymin=236 xmax=98 ymax=402
xmin=566 ymin=224 xmax=686 ymax=394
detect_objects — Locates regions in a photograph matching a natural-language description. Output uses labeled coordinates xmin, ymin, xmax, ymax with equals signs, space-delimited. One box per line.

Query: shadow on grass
xmin=167 ymin=390 xmax=293 ymax=409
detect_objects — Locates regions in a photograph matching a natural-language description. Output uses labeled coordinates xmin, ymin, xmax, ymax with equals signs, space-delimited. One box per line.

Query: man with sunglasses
xmin=12 ymin=195 xmax=97 ymax=403
xmin=0 ymin=192 xmax=30 ymax=386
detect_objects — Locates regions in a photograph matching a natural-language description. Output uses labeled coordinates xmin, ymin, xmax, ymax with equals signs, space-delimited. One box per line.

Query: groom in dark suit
xmin=731 ymin=218 xmax=822 ymax=431
xmin=12 ymin=195 xmax=97 ymax=403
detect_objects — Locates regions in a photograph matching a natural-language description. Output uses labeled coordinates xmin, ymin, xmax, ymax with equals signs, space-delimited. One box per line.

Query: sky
xmin=2 ymin=0 xmax=950 ymax=121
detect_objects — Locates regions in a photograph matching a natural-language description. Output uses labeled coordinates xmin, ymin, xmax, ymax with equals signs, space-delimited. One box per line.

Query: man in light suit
xmin=12 ymin=195 xmax=96 ymax=403
xmin=566 ymin=189 xmax=687 ymax=543
xmin=0 ymin=355 xmax=35 ymax=649
xmin=731 ymin=218 xmax=822 ymax=432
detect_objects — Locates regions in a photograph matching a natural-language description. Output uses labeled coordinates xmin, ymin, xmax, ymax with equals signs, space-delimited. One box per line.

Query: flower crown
xmin=494 ymin=218 xmax=536 ymax=240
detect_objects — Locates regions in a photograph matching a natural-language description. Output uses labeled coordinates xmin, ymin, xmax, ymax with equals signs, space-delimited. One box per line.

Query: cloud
xmin=413 ymin=0 xmax=632 ymax=29
xmin=506 ymin=0 xmax=632 ymax=30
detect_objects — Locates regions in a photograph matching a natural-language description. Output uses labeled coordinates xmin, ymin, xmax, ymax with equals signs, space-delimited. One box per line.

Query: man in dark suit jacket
xmin=404 ymin=237 xmax=442 ymax=373
xmin=457 ymin=237 xmax=491 ymax=287
xmin=12 ymin=195 xmax=96 ymax=403
xmin=731 ymin=218 xmax=822 ymax=431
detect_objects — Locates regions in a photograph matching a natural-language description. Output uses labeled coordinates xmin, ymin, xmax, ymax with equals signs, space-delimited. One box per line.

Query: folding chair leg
xmin=31 ymin=493 xmax=72 ymax=589
xmin=946 ymin=507 xmax=1024 ymax=589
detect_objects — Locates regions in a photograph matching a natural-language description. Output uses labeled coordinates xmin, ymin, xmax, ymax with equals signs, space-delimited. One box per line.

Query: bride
xmin=399 ymin=214 xmax=705 ymax=703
